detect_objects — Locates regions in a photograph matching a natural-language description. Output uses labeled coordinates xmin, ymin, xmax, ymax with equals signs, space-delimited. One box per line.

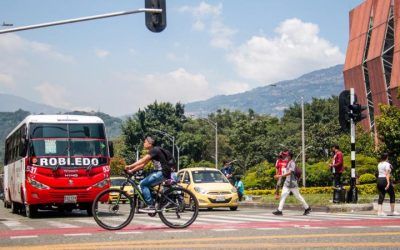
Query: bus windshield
xmin=28 ymin=123 xmax=108 ymax=167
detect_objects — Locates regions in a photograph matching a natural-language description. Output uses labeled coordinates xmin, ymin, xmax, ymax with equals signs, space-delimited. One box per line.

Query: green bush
xmin=359 ymin=173 xmax=377 ymax=184
xmin=186 ymin=160 xmax=215 ymax=169
xmin=243 ymin=161 xmax=275 ymax=190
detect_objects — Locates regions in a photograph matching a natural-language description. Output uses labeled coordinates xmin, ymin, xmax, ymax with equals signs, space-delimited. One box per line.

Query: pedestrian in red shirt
xmin=329 ymin=145 xmax=344 ymax=187
xmin=274 ymin=151 xmax=288 ymax=200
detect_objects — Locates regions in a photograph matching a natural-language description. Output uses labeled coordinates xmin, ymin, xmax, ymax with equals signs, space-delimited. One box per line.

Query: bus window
xmin=69 ymin=124 xmax=105 ymax=139
xmin=30 ymin=124 xmax=68 ymax=138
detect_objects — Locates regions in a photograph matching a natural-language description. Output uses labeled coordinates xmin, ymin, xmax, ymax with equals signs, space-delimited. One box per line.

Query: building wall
xmin=344 ymin=0 xmax=400 ymax=132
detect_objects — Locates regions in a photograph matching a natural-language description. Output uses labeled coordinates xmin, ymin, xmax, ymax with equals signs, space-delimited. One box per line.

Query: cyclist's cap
xmin=145 ymin=136 xmax=155 ymax=145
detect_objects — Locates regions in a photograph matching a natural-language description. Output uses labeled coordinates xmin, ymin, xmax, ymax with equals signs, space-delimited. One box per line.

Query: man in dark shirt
xmin=125 ymin=136 xmax=170 ymax=212
xmin=329 ymin=145 xmax=344 ymax=187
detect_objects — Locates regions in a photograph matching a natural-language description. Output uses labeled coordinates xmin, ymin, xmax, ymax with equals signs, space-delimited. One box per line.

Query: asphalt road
xmin=1 ymin=202 xmax=400 ymax=249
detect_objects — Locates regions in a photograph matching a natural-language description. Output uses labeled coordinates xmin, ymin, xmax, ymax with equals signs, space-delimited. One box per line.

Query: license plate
xmin=64 ymin=195 xmax=77 ymax=203
xmin=216 ymin=196 xmax=225 ymax=201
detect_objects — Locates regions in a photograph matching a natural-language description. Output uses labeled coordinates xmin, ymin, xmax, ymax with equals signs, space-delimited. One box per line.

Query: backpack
xmin=294 ymin=165 xmax=302 ymax=180
xmin=159 ymin=147 xmax=176 ymax=178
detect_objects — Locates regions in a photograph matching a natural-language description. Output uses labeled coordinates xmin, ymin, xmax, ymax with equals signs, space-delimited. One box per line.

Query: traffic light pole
xmin=0 ymin=8 xmax=162 ymax=35
xmin=347 ymin=88 xmax=358 ymax=203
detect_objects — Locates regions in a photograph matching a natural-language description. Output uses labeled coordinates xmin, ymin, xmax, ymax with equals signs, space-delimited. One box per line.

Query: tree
xmin=376 ymin=105 xmax=400 ymax=175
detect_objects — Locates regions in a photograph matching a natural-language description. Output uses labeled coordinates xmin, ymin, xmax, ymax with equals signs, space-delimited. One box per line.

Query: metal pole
xmin=0 ymin=8 xmax=162 ymax=34
xmin=215 ymin=122 xmax=218 ymax=169
xmin=348 ymin=88 xmax=358 ymax=203
xmin=176 ymin=145 xmax=180 ymax=172
xmin=136 ymin=147 xmax=139 ymax=161
xmin=172 ymin=137 xmax=175 ymax=158
xmin=301 ymin=97 xmax=306 ymax=187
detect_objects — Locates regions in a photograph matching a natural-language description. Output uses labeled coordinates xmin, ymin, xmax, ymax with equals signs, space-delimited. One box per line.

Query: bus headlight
xmin=27 ymin=178 xmax=50 ymax=190
xmin=93 ymin=179 xmax=110 ymax=188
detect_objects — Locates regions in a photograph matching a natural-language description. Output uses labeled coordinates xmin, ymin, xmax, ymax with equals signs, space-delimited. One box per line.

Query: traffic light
xmin=145 ymin=0 xmax=167 ymax=33
xmin=339 ymin=90 xmax=351 ymax=131
xmin=349 ymin=103 xmax=368 ymax=123
xmin=338 ymin=90 xmax=368 ymax=131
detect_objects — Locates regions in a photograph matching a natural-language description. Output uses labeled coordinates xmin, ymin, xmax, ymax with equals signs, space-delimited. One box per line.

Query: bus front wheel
xmin=25 ymin=204 xmax=38 ymax=218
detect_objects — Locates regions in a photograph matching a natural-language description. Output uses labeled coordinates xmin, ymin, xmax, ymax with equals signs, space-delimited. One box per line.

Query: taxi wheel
xmin=229 ymin=206 xmax=238 ymax=211
xmin=207 ymin=208 xmax=213 ymax=211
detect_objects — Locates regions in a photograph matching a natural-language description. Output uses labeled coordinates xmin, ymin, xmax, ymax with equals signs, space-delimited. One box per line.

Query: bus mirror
xmin=108 ymin=141 xmax=114 ymax=158
xmin=19 ymin=138 xmax=28 ymax=157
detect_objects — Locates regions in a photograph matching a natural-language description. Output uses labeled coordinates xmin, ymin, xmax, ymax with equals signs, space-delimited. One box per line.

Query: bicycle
xmin=92 ymin=170 xmax=199 ymax=230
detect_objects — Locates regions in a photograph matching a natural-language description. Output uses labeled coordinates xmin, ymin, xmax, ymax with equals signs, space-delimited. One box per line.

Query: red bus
xmin=3 ymin=115 xmax=113 ymax=217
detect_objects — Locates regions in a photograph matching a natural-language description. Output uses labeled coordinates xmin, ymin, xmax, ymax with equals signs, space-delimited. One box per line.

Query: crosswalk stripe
xmin=251 ymin=214 xmax=319 ymax=222
xmin=64 ymin=233 xmax=92 ymax=236
xmin=47 ymin=220 xmax=79 ymax=228
xmin=212 ymin=229 xmax=238 ymax=232
xmin=340 ymin=226 xmax=368 ymax=229
xmin=203 ymin=215 xmax=278 ymax=223
xmin=1 ymin=220 xmax=34 ymax=230
xmin=256 ymin=228 xmax=282 ymax=231
xmin=195 ymin=217 xmax=242 ymax=224
xmin=10 ymin=235 xmax=38 ymax=239
xmin=115 ymin=231 xmax=143 ymax=235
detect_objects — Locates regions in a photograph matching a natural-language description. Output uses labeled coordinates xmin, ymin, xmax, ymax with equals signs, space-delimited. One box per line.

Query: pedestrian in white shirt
xmin=377 ymin=153 xmax=399 ymax=216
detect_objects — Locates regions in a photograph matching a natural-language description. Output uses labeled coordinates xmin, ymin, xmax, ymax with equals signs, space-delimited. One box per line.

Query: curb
xmin=238 ymin=202 xmax=373 ymax=213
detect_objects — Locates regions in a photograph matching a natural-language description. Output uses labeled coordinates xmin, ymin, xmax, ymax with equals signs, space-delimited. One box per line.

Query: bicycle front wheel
xmin=158 ymin=187 xmax=199 ymax=229
xmin=92 ymin=188 xmax=134 ymax=230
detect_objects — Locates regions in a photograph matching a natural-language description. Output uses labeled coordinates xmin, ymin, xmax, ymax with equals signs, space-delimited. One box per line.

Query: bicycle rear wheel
xmin=158 ymin=186 xmax=199 ymax=228
xmin=92 ymin=188 xmax=134 ymax=230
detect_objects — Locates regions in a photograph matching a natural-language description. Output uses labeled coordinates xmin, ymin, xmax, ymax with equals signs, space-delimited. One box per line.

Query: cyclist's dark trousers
xmin=377 ymin=177 xmax=395 ymax=205
xmin=140 ymin=171 xmax=165 ymax=206
xmin=334 ymin=173 xmax=342 ymax=187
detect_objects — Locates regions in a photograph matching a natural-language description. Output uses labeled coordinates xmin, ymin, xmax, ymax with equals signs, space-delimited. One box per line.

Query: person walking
xmin=234 ymin=176 xmax=244 ymax=201
xmin=221 ymin=160 xmax=234 ymax=184
xmin=272 ymin=151 xmax=311 ymax=216
xmin=274 ymin=151 xmax=288 ymax=200
xmin=377 ymin=153 xmax=399 ymax=216
xmin=329 ymin=145 xmax=344 ymax=187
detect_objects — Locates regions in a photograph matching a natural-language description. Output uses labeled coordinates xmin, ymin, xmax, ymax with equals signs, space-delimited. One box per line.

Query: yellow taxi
xmin=177 ymin=168 xmax=239 ymax=211
xmin=109 ymin=177 xmax=134 ymax=203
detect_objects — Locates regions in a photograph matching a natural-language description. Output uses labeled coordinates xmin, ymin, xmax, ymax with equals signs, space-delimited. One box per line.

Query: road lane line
xmin=250 ymin=214 xmax=319 ymax=221
xmin=340 ymin=226 xmax=368 ymax=229
xmin=382 ymin=225 xmax=400 ymax=228
xmin=10 ymin=235 xmax=38 ymax=239
xmin=203 ymin=215 xmax=278 ymax=222
xmin=212 ymin=228 xmax=238 ymax=232
xmin=164 ymin=230 xmax=192 ymax=233
xmin=1 ymin=220 xmax=34 ymax=230
xmin=256 ymin=228 xmax=282 ymax=230
xmin=47 ymin=220 xmax=79 ymax=228
xmin=115 ymin=231 xmax=144 ymax=235
xmin=64 ymin=233 xmax=92 ymax=237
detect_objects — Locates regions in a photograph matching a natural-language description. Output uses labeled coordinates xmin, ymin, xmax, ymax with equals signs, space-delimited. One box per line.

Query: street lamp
xmin=272 ymin=85 xmax=306 ymax=186
xmin=204 ymin=118 xmax=218 ymax=169
xmin=175 ymin=145 xmax=183 ymax=171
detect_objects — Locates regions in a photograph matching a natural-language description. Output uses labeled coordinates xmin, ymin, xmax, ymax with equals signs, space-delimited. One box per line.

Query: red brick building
xmin=344 ymin=0 xmax=400 ymax=132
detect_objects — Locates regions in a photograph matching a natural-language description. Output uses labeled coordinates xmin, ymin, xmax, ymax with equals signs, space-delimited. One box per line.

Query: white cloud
xmin=228 ymin=18 xmax=344 ymax=84
xmin=95 ymin=49 xmax=110 ymax=58
xmin=179 ymin=2 xmax=236 ymax=49
xmin=210 ymin=21 xmax=236 ymax=49
xmin=217 ymin=81 xmax=250 ymax=95
xmin=115 ymin=68 xmax=212 ymax=110
xmin=34 ymin=82 xmax=70 ymax=108
xmin=0 ymin=73 xmax=15 ymax=89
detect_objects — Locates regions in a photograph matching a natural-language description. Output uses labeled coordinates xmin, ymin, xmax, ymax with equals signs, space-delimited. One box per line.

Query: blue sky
xmin=0 ymin=0 xmax=363 ymax=116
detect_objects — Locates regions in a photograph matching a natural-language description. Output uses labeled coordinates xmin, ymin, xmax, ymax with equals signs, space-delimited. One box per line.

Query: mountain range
xmin=185 ymin=64 xmax=344 ymax=117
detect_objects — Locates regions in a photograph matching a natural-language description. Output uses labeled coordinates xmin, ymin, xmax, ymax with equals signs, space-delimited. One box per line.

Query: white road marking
xmin=64 ymin=233 xmax=92 ymax=237
xmin=382 ymin=225 xmax=400 ymax=228
xmin=212 ymin=229 xmax=238 ymax=232
xmin=256 ymin=228 xmax=282 ymax=231
xmin=164 ymin=230 xmax=192 ymax=233
xmin=10 ymin=235 xmax=38 ymax=239
xmin=340 ymin=226 xmax=367 ymax=229
xmin=115 ymin=231 xmax=143 ymax=235
xmin=1 ymin=220 xmax=34 ymax=230
xmin=47 ymin=220 xmax=79 ymax=228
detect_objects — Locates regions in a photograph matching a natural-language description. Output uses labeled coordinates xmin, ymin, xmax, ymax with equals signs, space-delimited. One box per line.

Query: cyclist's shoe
xmin=139 ymin=205 xmax=156 ymax=213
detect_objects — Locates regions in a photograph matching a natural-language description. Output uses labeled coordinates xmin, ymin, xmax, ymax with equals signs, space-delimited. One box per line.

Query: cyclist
xmin=124 ymin=136 xmax=172 ymax=212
